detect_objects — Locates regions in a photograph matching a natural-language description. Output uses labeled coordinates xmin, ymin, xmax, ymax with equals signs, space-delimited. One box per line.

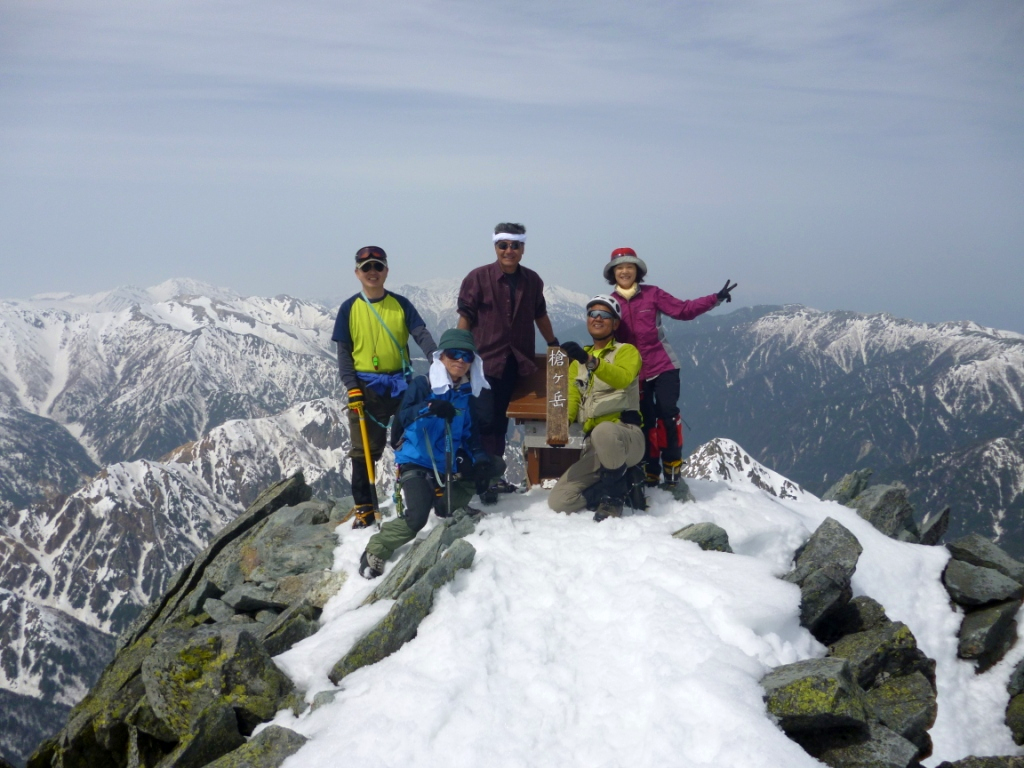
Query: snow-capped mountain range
xmin=1 ymin=278 xmax=1022 ymax=765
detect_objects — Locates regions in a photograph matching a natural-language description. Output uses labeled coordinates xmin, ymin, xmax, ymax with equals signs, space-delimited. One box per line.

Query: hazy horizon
xmin=2 ymin=1 xmax=1022 ymax=332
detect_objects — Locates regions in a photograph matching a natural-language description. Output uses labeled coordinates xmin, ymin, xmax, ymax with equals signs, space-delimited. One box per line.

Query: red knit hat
xmin=604 ymin=247 xmax=648 ymax=282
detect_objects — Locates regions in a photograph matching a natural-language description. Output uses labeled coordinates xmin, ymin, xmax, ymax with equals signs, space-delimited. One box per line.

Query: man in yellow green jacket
xmin=548 ymin=295 xmax=646 ymax=521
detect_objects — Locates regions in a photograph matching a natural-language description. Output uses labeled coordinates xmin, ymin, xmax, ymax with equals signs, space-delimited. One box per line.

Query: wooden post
xmin=546 ymin=347 xmax=569 ymax=446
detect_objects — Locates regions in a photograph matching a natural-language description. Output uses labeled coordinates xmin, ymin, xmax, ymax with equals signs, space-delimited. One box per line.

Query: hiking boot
xmin=359 ymin=550 xmax=385 ymax=579
xmin=593 ymin=497 xmax=623 ymax=522
xmin=351 ymin=504 xmax=377 ymax=529
xmin=479 ymin=487 xmax=499 ymax=505
xmin=645 ymin=471 xmax=661 ymax=488
xmin=663 ymin=459 xmax=684 ymax=487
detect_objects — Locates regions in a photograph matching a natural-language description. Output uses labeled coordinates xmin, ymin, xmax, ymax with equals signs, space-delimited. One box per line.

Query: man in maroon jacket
xmin=457 ymin=222 xmax=560 ymax=502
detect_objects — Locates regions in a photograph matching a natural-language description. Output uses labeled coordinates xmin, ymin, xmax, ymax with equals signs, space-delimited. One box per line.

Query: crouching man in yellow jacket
xmin=548 ymin=295 xmax=646 ymax=521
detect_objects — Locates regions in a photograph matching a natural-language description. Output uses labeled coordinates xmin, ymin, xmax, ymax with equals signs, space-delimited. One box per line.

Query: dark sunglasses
xmin=587 ymin=309 xmax=616 ymax=320
xmin=496 ymin=241 xmax=523 ymax=251
xmin=444 ymin=349 xmax=475 ymax=363
xmin=359 ymin=262 xmax=386 ymax=273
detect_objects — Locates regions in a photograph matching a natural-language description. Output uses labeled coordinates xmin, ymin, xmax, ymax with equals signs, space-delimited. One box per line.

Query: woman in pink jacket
xmin=604 ymin=247 xmax=737 ymax=487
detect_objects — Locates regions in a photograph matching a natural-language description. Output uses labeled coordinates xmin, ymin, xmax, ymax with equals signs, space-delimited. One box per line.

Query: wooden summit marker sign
xmin=546 ymin=347 xmax=569 ymax=446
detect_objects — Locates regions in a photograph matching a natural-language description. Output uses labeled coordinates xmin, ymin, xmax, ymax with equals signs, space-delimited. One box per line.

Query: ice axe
xmin=354 ymin=402 xmax=381 ymax=529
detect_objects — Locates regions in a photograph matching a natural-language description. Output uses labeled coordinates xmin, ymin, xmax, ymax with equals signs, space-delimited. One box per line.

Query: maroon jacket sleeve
xmin=652 ymin=285 xmax=719 ymax=321
xmin=457 ymin=270 xmax=480 ymax=326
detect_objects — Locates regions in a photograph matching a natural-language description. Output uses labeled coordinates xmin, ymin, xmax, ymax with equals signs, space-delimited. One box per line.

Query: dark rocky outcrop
xmin=782 ymin=517 xmax=863 ymax=643
xmin=937 ymin=759 xmax=1024 ymax=768
xmin=28 ymin=473 xmax=487 ymax=768
xmin=28 ymin=474 xmax=334 ymax=768
xmin=671 ymin=522 xmax=733 ymax=553
xmin=765 ymin=515 xmax=939 ymax=767
xmin=330 ymin=514 xmax=479 ymax=683
xmin=947 ymin=535 xmax=1024 ymax=585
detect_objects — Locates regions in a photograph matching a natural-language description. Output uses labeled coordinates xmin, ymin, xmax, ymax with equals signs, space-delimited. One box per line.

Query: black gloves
xmin=561 ymin=341 xmax=589 ymax=365
xmin=427 ymin=400 xmax=457 ymax=422
xmin=471 ymin=456 xmax=495 ymax=483
xmin=716 ymin=280 xmax=738 ymax=304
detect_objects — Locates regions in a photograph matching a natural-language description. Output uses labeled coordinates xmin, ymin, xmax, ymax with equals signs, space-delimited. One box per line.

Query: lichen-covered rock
xmin=957 ymin=599 xmax=1022 ymax=671
xmin=330 ymin=538 xmax=476 ymax=683
xmin=260 ymin=601 xmax=321 ymax=657
xmin=242 ymin=510 xmax=337 ymax=584
xmin=943 ymin=560 xmax=1024 ymax=607
xmin=1006 ymin=694 xmax=1024 ymax=747
xmin=847 ymin=484 xmax=919 ymax=541
xmin=761 ymin=657 xmax=871 ymax=733
xmin=828 ymin=621 xmax=936 ymax=691
xmin=155 ymin=701 xmax=245 ymax=768
xmin=947 ymin=534 xmax=1024 ymax=585
xmin=809 ymin=721 xmax=920 ymax=768
xmin=822 ymin=469 xmax=874 ymax=505
xmin=141 ymin=625 xmax=294 ymax=738
xmin=672 ymin=522 xmax=733 ymax=553
xmin=205 ymin=725 xmax=308 ymax=768
xmin=863 ymin=671 xmax=937 ymax=756
xmin=936 ymin=758 xmax=1024 ymax=767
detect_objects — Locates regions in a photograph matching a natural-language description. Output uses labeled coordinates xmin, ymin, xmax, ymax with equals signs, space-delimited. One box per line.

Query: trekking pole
xmin=444 ymin=421 xmax=454 ymax=516
xmin=355 ymin=403 xmax=381 ymax=529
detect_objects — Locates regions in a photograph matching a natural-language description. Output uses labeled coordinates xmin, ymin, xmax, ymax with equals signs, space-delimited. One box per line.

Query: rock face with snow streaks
xmin=670 ymin=305 xmax=1024 ymax=557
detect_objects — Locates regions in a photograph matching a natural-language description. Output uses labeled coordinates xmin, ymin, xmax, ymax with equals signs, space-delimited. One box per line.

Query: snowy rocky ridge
xmin=1 ymin=279 xmax=1023 ymax=766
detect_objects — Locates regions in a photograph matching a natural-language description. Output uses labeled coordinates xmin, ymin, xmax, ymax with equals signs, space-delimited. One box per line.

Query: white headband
xmin=493 ymin=232 xmax=527 ymax=243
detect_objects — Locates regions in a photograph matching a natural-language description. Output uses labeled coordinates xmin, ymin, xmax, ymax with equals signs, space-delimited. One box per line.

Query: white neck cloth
xmin=429 ymin=351 xmax=489 ymax=397
xmin=493 ymin=232 xmax=527 ymax=243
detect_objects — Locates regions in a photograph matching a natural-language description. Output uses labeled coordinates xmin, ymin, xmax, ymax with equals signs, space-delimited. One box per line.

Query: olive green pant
xmin=548 ymin=421 xmax=645 ymax=513
xmin=366 ymin=456 xmax=505 ymax=561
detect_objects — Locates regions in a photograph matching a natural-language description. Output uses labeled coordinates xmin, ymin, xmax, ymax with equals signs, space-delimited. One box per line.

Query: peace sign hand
xmin=716 ymin=280 xmax=738 ymax=304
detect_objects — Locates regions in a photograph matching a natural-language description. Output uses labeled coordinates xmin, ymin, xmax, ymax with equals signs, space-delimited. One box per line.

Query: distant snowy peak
xmin=684 ymin=438 xmax=812 ymax=501
xmin=15 ymin=278 xmax=240 ymax=313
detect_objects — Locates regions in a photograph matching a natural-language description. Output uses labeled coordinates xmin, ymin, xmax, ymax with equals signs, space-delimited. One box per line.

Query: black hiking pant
xmin=639 ymin=369 xmax=682 ymax=472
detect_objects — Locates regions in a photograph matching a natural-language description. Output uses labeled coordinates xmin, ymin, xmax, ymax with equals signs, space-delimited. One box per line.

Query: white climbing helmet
xmin=586 ymin=294 xmax=621 ymax=320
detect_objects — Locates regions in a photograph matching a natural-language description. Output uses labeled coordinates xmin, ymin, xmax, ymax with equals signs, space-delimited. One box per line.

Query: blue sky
xmin=2 ymin=1 xmax=1022 ymax=331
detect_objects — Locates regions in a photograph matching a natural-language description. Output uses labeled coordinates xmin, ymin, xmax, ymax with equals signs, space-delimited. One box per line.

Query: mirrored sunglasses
xmin=359 ymin=262 xmax=386 ymax=273
xmin=587 ymin=309 xmax=616 ymax=320
xmin=496 ymin=241 xmax=523 ymax=251
xmin=444 ymin=349 xmax=475 ymax=363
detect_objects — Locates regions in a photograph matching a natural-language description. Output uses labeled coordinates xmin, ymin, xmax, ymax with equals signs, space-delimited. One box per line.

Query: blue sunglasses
xmin=444 ymin=349 xmax=475 ymax=363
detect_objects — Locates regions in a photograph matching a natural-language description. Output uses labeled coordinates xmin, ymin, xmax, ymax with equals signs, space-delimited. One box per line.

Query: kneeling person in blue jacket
xmin=360 ymin=329 xmax=505 ymax=579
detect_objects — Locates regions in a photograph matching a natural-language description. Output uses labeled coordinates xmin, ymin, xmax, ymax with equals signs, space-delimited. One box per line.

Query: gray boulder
xmin=822 ymin=469 xmax=874 ymax=505
xmin=1009 ymin=658 xmax=1024 ymax=698
xmin=810 ymin=721 xmax=920 ymax=768
xmin=221 ymin=584 xmax=289 ymax=613
xmin=846 ymin=484 xmax=919 ymax=541
xmin=672 ymin=522 xmax=733 ymax=553
xmin=260 ymin=601 xmax=321 ymax=657
xmin=943 ymin=559 xmax=1024 ymax=607
xmin=366 ymin=512 xmax=477 ymax=605
xmin=784 ymin=518 xmax=863 ymax=641
xmin=958 ymin=599 xmax=1022 ymax=672
xmin=1007 ymin=694 xmax=1024 ymax=747
xmin=863 ymin=671 xmax=937 ymax=755
xmin=919 ymin=506 xmax=951 ymax=546
xmin=937 ymin=759 xmax=1024 ymax=767
xmin=826 ymin=596 xmax=892 ymax=641
xmin=154 ymin=702 xmax=245 ymax=768
xmin=828 ymin=621 xmax=936 ymax=691
xmin=330 ymin=538 xmax=476 ymax=683
xmin=141 ymin=625 xmax=294 ymax=737
xmin=203 ymin=597 xmax=237 ymax=623
xmin=205 ymin=725 xmax=308 ymax=768
xmin=947 ymin=534 xmax=1024 ymax=585
xmin=761 ymin=657 xmax=871 ymax=733
xmin=787 ymin=518 xmax=863 ymax=585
